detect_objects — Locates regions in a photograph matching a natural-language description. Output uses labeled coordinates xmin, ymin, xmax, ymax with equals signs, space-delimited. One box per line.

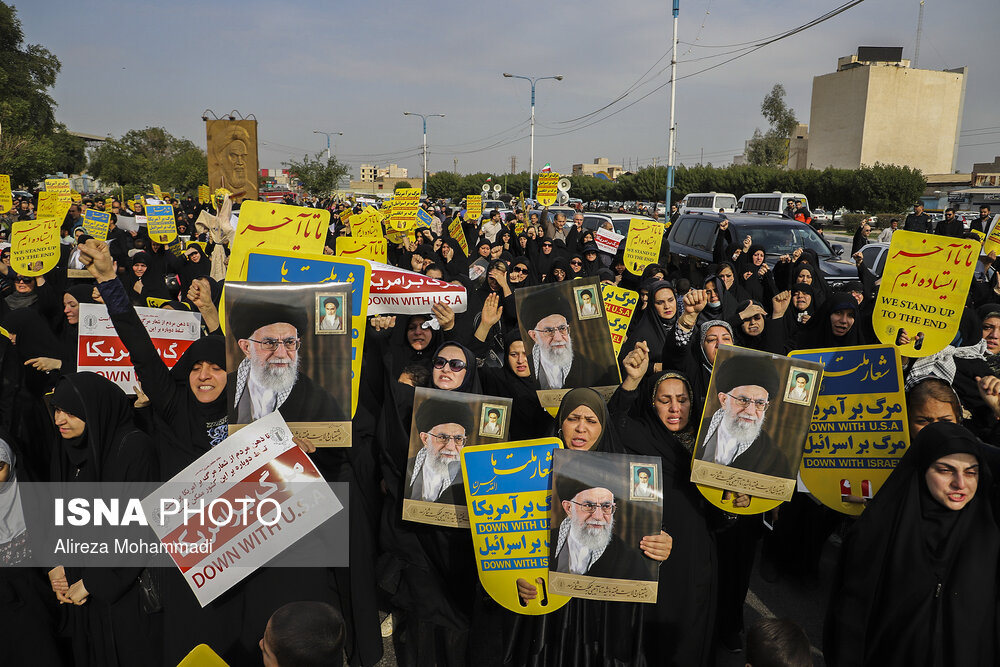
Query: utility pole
xmin=403 ymin=112 xmax=445 ymax=196
xmin=453 ymin=158 xmax=458 ymax=175
xmin=510 ymin=155 xmax=517 ymax=174
xmin=665 ymin=0 xmax=680 ymax=207
xmin=312 ymin=130 xmax=342 ymax=161
xmin=503 ymin=73 xmax=564 ymax=199
xmin=914 ymin=0 xmax=925 ymax=68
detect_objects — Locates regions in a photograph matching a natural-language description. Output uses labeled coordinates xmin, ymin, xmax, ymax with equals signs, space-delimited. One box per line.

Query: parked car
xmin=582 ymin=213 xmax=656 ymax=236
xmin=666 ymin=212 xmax=858 ymax=288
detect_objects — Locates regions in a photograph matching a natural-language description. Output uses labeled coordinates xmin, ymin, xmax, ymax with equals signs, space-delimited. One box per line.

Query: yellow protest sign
xmin=389 ymin=188 xmax=421 ymax=231
xmin=789 ymin=345 xmax=909 ymax=516
xmin=37 ymin=192 xmax=71 ymax=221
xmin=146 ymin=204 xmax=178 ymax=243
xmin=461 ymin=438 xmax=571 ymax=615
xmin=0 ymin=175 xmax=12 ymax=213
xmin=104 ymin=198 xmax=113 ymax=210
xmin=197 ymin=185 xmax=210 ymax=204
xmin=152 ymin=184 xmax=163 ymax=200
xmin=70 ymin=190 xmax=82 ymax=203
xmin=82 ymin=209 xmax=111 ymax=241
xmin=146 ymin=297 xmax=170 ymax=309
xmin=339 ymin=208 xmax=352 ymax=223
xmin=349 ymin=211 xmax=382 ymax=239
xmin=11 ymin=219 xmax=61 ymax=276
xmin=448 ymin=217 xmax=469 ymax=256
xmin=536 ymin=172 xmax=560 ymax=207
xmin=45 ymin=178 xmax=71 ymax=194
xmin=622 ymin=219 xmax=664 ymax=274
xmin=982 ymin=215 xmax=1000 ymax=255
xmin=337 ymin=237 xmax=387 ymax=263
xmin=600 ymin=285 xmax=639 ymax=358
xmin=872 ymin=230 xmax=977 ymax=357
xmin=465 ymin=195 xmax=482 ymax=222
xmin=226 ymin=200 xmax=331 ymax=282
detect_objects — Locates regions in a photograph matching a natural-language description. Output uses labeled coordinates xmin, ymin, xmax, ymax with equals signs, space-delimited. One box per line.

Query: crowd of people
xmin=1 ymin=188 xmax=1000 ymax=667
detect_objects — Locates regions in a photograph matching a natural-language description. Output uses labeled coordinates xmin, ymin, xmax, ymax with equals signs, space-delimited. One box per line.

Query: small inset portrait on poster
xmin=315 ymin=293 xmax=347 ymax=335
xmin=784 ymin=367 xmax=818 ymax=406
xmin=629 ymin=462 xmax=659 ymax=501
xmin=573 ymin=285 xmax=602 ymax=320
xmin=479 ymin=404 xmax=507 ymax=438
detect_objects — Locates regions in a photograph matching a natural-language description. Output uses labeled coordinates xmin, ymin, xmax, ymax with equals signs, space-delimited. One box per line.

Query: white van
xmin=679 ymin=192 xmax=738 ymax=214
xmin=736 ymin=192 xmax=810 ymax=216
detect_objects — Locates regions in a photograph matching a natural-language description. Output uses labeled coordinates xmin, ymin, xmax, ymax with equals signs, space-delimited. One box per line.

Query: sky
xmin=15 ymin=0 xmax=1000 ymax=180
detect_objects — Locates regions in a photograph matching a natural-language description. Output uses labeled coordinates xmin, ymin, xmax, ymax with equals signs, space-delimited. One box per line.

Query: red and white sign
xmin=595 ymin=227 xmax=625 ymax=254
xmin=368 ymin=261 xmax=468 ymax=315
xmin=77 ymin=303 xmax=202 ymax=392
xmin=141 ymin=412 xmax=342 ymax=607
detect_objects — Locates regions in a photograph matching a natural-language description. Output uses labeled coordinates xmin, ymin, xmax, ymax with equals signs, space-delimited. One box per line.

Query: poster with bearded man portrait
xmin=225 ymin=281 xmax=352 ymax=446
xmin=515 ymin=278 xmax=621 ymax=408
xmin=548 ymin=449 xmax=662 ymax=602
xmin=402 ymin=387 xmax=513 ymax=528
xmin=690 ymin=346 xmax=824 ymax=502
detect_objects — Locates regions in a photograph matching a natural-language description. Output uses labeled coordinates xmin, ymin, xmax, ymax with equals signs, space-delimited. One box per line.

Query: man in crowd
xmin=937 ymin=208 xmax=964 ymax=238
xmin=971 ymin=205 xmax=993 ymax=235
xmin=877 ymin=218 xmax=898 ymax=243
xmin=903 ymin=201 xmax=932 ymax=233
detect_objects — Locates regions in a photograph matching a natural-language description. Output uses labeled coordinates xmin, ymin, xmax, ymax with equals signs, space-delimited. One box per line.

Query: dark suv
xmin=666 ymin=212 xmax=858 ymax=289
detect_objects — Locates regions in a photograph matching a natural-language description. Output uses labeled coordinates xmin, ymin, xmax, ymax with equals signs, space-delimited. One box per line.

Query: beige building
xmin=348 ymin=176 xmax=422 ymax=193
xmin=358 ymin=163 xmax=409 ymax=182
xmin=786 ymin=124 xmax=809 ymax=170
xmin=572 ymin=157 xmax=623 ymax=179
xmin=803 ymin=47 xmax=967 ymax=174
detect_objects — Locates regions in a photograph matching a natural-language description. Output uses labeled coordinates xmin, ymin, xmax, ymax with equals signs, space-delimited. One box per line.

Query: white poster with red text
xmin=77 ymin=303 xmax=202 ymax=392
xmin=368 ymin=261 xmax=468 ymax=315
xmin=595 ymin=227 xmax=625 ymax=255
xmin=140 ymin=412 xmax=343 ymax=607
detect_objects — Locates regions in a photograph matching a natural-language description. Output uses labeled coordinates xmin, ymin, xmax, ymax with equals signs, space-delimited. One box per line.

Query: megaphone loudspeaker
xmin=556 ymin=191 xmax=570 ymax=205
xmin=493 ymin=184 xmax=501 ymax=194
xmin=482 ymin=184 xmax=490 ymax=193
xmin=557 ymin=178 xmax=571 ymax=192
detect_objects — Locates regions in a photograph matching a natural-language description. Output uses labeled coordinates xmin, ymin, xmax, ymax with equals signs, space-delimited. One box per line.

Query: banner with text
xmin=622 ymin=220 xmax=664 ymax=275
xmin=77 ymin=303 xmax=202 ymax=392
xmin=872 ymin=230 xmax=976 ymax=357
xmin=600 ymin=285 xmax=638 ymax=359
xmin=535 ymin=173 xmax=560 ymax=207
xmin=226 ymin=200 xmax=331 ymax=281
xmin=11 ymin=219 xmax=61 ymax=276
xmin=367 ymin=261 xmax=468 ymax=315
xmin=789 ymin=345 xmax=908 ymax=516
xmin=146 ymin=204 xmax=178 ymax=243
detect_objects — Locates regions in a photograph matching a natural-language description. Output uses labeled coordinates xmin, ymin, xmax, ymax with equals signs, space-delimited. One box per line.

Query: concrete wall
xmin=807 ymin=64 xmax=965 ymax=173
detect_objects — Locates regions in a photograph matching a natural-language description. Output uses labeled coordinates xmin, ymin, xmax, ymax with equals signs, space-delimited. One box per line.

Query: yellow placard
xmin=104 ymin=198 xmax=113 ymax=210
xmin=600 ymin=285 xmax=638 ymax=358
xmin=152 ymin=183 xmax=163 ymax=199
xmin=622 ymin=219 xmax=664 ymax=274
xmin=177 ymin=643 xmax=230 ymax=667
xmin=225 ymin=200 xmax=331 ymax=282
xmin=146 ymin=204 xmax=178 ymax=243
xmin=339 ymin=208 xmax=353 ymax=223
xmin=389 ymin=187 xmax=421 ymax=231
xmin=336 ymin=237 xmax=387 ymax=263
xmin=350 ymin=211 xmax=383 ymax=239
xmin=465 ymin=195 xmax=482 ymax=222
xmin=461 ymin=438 xmax=571 ymax=615
xmin=146 ymin=297 xmax=170 ymax=308
xmin=45 ymin=178 xmax=71 ymax=194
xmin=872 ymin=230 xmax=977 ymax=357
xmin=982 ymin=214 xmax=1000 ymax=255
xmin=70 ymin=190 xmax=82 ymax=203
xmin=448 ymin=217 xmax=469 ymax=256
xmin=789 ymin=345 xmax=909 ymax=516
xmin=82 ymin=209 xmax=111 ymax=241
xmin=11 ymin=219 xmax=61 ymax=276
xmin=197 ymin=185 xmax=210 ymax=204
xmin=535 ymin=172 xmax=560 ymax=207
xmin=37 ymin=191 xmax=71 ymax=221
xmin=0 ymin=175 xmax=12 ymax=213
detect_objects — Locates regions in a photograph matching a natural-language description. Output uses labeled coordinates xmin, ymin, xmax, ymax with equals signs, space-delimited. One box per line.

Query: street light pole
xmin=664 ymin=0 xmax=680 ymax=210
xmin=503 ymin=73 xmax=563 ymax=200
xmin=312 ymin=130 xmax=342 ymax=161
xmin=403 ymin=112 xmax=444 ymax=196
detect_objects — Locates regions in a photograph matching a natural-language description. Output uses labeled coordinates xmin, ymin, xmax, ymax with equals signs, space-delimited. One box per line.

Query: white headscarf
xmin=0 ymin=438 xmax=26 ymax=545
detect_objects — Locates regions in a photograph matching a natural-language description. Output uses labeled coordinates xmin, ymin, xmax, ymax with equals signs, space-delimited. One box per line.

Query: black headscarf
xmin=622 ymin=280 xmax=678 ymax=365
xmin=50 ymin=372 xmax=150 ymax=482
xmin=554 ymin=387 xmax=620 ymax=453
xmin=544 ymin=257 xmax=571 ymax=283
xmin=431 ymin=341 xmax=480 ymax=394
xmin=825 ymin=422 xmax=999 ymax=667
xmin=814 ymin=291 xmax=863 ymax=348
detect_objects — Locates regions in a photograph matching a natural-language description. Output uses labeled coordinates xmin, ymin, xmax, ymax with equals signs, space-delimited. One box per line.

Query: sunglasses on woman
xmin=433 ymin=357 xmax=467 ymax=372
xmin=510 ymin=267 xmax=529 ymax=275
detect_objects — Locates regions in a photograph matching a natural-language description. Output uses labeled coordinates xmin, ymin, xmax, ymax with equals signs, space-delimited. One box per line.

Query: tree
xmin=392 ymin=180 xmax=412 ymax=191
xmin=281 ymin=152 xmax=349 ymax=197
xmin=745 ymin=84 xmax=798 ymax=168
xmin=0 ymin=2 xmax=86 ymax=186
xmin=88 ymin=127 xmax=208 ymax=194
